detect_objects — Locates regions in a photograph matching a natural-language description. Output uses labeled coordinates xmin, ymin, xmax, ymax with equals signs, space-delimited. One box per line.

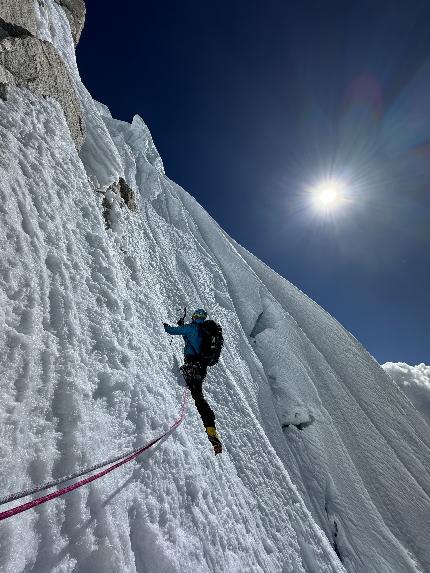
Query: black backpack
xmin=199 ymin=320 xmax=223 ymax=366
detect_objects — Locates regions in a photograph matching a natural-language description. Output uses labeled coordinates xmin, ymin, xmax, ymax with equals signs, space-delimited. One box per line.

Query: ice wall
xmin=0 ymin=2 xmax=429 ymax=572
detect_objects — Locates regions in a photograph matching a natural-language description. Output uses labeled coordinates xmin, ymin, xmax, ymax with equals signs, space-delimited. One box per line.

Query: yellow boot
xmin=205 ymin=427 xmax=222 ymax=455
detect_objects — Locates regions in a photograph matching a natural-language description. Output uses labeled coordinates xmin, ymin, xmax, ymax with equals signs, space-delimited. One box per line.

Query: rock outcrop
xmin=101 ymin=177 xmax=137 ymax=229
xmin=0 ymin=36 xmax=85 ymax=147
xmin=54 ymin=0 xmax=86 ymax=45
xmin=0 ymin=0 xmax=85 ymax=149
xmin=0 ymin=0 xmax=37 ymax=37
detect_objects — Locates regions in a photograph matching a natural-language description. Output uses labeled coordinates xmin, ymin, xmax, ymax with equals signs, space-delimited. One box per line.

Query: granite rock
xmin=55 ymin=0 xmax=86 ymax=45
xmin=0 ymin=36 xmax=85 ymax=147
xmin=0 ymin=0 xmax=38 ymax=37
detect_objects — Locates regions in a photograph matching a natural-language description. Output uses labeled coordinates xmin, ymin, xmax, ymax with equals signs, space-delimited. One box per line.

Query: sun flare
xmin=310 ymin=179 xmax=346 ymax=213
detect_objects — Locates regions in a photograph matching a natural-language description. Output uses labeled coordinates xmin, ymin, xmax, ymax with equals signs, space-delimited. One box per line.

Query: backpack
xmin=199 ymin=320 xmax=223 ymax=366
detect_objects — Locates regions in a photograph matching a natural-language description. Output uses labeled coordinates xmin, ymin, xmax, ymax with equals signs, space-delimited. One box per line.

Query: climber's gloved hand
xmin=163 ymin=322 xmax=169 ymax=330
xmin=177 ymin=318 xmax=184 ymax=326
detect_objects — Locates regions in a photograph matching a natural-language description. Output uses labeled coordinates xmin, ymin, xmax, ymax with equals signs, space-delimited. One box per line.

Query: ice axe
xmin=176 ymin=307 xmax=187 ymax=326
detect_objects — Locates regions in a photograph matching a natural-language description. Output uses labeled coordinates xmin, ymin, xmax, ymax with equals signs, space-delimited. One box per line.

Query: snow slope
xmin=383 ymin=362 xmax=430 ymax=425
xmin=0 ymin=2 xmax=429 ymax=572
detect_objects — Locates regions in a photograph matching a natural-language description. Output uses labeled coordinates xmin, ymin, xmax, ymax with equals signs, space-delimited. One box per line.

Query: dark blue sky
xmin=77 ymin=1 xmax=430 ymax=364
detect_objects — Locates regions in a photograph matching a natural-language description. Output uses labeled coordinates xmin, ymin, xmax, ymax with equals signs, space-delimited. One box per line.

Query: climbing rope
xmin=0 ymin=388 xmax=188 ymax=522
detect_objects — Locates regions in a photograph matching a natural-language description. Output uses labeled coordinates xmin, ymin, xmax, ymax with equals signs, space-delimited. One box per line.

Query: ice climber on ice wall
xmin=1 ymin=0 xmax=430 ymax=570
xmin=164 ymin=309 xmax=223 ymax=454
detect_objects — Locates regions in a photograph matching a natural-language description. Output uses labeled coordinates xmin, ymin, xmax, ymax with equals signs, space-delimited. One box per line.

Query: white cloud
xmin=383 ymin=362 xmax=430 ymax=425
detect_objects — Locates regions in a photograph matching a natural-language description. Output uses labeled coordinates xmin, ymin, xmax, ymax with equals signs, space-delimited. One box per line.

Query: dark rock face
xmin=0 ymin=36 xmax=85 ymax=148
xmin=0 ymin=0 xmax=86 ymax=148
xmin=0 ymin=0 xmax=38 ymax=37
xmin=118 ymin=177 xmax=136 ymax=211
xmin=100 ymin=178 xmax=137 ymax=229
xmin=54 ymin=0 xmax=86 ymax=45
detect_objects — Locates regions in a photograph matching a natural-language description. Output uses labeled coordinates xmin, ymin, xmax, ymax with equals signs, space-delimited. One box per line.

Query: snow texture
xmin=383 ymin=362 xmax=430 ymax=426
xmin=0 ymin=2 xmax=429 ymax=572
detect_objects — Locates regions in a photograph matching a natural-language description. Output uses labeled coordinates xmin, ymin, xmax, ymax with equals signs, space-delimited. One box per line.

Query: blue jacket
xmin=164 ymin=318 xmax=205 ymax=357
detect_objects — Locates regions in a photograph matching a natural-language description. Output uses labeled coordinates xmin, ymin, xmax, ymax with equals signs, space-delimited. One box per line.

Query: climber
xmin=163 ymin=308 xmax=223 ymax=455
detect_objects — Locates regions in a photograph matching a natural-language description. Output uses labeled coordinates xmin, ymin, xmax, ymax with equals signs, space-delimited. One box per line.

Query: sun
xmin=310 ymin=179 xmax=346 ymax=213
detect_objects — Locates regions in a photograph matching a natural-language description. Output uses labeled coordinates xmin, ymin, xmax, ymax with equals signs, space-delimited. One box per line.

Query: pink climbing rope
xmin=0 ymin=388 xmax=188 ymax=522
